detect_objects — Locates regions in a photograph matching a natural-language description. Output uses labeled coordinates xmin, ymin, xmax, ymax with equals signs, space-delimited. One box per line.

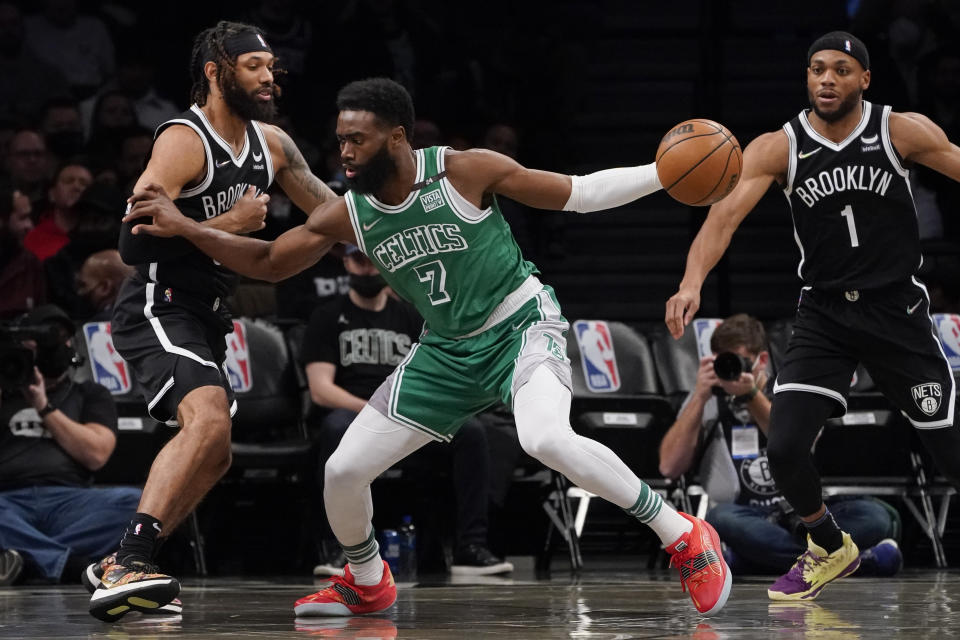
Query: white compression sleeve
xmin=561 ymin=163 xmax=662 ymax=213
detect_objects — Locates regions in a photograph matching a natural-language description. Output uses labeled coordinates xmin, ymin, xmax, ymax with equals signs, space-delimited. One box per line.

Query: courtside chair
xmin=542 ymin=320 xmax=675 ymax=570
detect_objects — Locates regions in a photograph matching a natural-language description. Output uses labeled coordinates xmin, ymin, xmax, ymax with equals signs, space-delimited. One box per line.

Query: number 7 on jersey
xmin=413 ymin=260 xmax=452 ymax=305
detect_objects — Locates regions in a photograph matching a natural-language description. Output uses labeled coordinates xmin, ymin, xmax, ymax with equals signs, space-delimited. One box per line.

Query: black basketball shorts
xmin=774 ymin=278 xmax=955 ymax=429
xmin=111 ymin=276 xmax=237 ymax=425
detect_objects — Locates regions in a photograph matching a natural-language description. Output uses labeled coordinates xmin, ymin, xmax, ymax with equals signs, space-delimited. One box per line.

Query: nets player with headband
xmin=85 ymin=21 xmax=338 ymax=621
xmin=666 ymin=31 xmax=960 ymax=600
xmin=123 ymin=77 xmax=733 ymax=617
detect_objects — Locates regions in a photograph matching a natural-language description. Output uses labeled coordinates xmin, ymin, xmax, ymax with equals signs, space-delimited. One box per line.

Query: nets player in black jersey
xmin=666 ymin=31 xmax=960 ymax=601
xmin=85 ymin=21 xmax=337 ymax=621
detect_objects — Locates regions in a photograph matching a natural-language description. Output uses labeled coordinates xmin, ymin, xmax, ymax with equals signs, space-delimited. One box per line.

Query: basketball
xmin=656 ymin=119 xmax=742 ymax=206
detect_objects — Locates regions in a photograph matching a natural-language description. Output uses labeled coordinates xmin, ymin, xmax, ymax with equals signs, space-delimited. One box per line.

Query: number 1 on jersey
xmin=840 ymin=204 xmax=860 ymax=247
xmin=414 ymin=260 xmax=451 ymax=305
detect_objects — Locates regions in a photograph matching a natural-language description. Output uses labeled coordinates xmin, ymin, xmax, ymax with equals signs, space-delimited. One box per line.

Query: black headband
xmin=807 ymin=31 xmax=870 ymax=70
xmin=204 ymin=31 xmax=273 ymax=66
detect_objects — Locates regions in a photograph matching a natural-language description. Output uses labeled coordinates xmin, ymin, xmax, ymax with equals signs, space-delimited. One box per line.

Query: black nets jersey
xmin=136 ymin=105 xmax=274 ymax=299
xmin=782 ymin=101 xmax=921 ymax=290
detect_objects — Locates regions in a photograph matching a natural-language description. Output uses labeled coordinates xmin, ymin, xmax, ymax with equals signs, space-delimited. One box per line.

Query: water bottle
xmin=380 ymin=529 xmax=401 ymax=577
xmin=398 ymin=515 xmax=417 ymax=581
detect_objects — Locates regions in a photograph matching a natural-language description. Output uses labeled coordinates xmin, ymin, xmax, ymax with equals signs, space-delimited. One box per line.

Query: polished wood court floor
xmin=2 ymin=566 xmax=958 ymax=638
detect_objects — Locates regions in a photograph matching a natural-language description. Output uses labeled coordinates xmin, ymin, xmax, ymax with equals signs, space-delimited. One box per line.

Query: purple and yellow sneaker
xmin=768 ymin=532 xmax=860 ymax=601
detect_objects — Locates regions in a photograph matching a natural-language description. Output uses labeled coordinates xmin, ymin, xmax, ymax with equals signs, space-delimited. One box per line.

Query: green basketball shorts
xmin=368 ymin=286 xmax=572 ymax=441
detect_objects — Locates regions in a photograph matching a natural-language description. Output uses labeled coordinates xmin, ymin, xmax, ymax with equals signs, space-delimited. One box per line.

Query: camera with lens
xmin=712 ymin=351 xmax=753 ymax=381
xmin=0 ymin=323 xmax=61 ymax=391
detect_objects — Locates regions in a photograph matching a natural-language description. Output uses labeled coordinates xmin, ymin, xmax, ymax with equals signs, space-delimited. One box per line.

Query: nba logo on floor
xmin=574 ymin=320 xmax=620 ymax=393
xmin=693 ymin=318 xmax=723 ymax=359
xmin=934 ymin=314 xmax=960 ymax=371
xmin=225 ymin=320 xmax=253 ymax=392
xmin=82 ymin=322 xmax=131 ymax=394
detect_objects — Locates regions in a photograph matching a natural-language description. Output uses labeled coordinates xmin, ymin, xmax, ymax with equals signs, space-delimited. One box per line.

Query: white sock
xmin=623 ymin=484 xmax=693 ymax=546
xmin=648 ymin=507 xmax=694 ymax=547
xmin=349 ymin=556 xmax=384 ymax=586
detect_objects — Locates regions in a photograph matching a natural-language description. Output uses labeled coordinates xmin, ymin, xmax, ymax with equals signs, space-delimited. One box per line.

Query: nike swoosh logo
xmin=512 ymin=314 xmax=532 ymax=331
xmin=216 ymin=159 xmax=231 ymax=168
xmin=362 ymin=218 xmax=383 ymax=231
xmin=860 ymin=134 xmax=878 ymax=144
xmin=907 ymin=299 xmax=923 ymax=315
xmin=798 ymin=148 xmax=822 ymax=159
xmin=252 ymin=151 xmax=263 ymax=162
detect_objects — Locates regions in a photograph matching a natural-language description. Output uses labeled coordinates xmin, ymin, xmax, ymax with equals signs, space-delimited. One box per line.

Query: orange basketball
xmin=656 ymin=119 xmax=742 ymax=206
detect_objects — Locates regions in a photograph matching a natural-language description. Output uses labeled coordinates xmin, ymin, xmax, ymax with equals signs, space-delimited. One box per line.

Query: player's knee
xmin=324 ymin=447 xmax=366 ymax=492
xmin=517 ymin=425 xmax=568 ymax=466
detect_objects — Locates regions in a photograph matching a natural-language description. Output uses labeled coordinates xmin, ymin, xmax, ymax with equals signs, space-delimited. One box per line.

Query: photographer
xmin=658 ymin=314 xmax=901 ymax=576
xmin=0 ymin=304 xmax=139 ymax=584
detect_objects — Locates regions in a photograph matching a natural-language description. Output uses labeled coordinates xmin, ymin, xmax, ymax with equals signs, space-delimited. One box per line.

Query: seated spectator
xmin=658 ymin=314 xmax=902 ymax=577
xmin=84 ymin=92 xmax=137 ymax=177
xmin=74 ymin=249 xmax=133 ymax=323
xmin=39 ymin=98 xmax=85 ymax=162
xmin=43 ymin=182 xmax=125 ymax=318
xmin=6 ymin=129 xmax=51 ymax=207
xmin=23 ymin=161 xmax=93 ymax=262
xmin=0 ymin=188 xmax=44 ymax=319
xmin=113 ymin=127 xmax=153 ymax=195
xmin=0 ymin=305 xmax=140 ymax=585
xmin=302 ymin=245 xmax=513 ymax=576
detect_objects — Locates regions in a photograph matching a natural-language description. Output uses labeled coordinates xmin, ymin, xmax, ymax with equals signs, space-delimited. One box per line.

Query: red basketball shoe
xmin=665 ymin=512 xmax=732 ymax=616
xmin=294 ymin=560 xmax=397 ymax=617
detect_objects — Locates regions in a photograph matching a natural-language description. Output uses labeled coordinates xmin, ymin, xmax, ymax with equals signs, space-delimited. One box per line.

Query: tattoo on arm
xmin=279 ymin=129 xmax=336 ymax=207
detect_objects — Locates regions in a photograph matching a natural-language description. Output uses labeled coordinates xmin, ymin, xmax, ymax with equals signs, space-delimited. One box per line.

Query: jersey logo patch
xmin=934 ymin=313 xmax=960 ymax=371
xmin=798 ymin=147 xmax=822 ymax=160
xmin=83 ymin=322 xmax=132 ymax=395
xmin=860 ymin=134 xmax=878 ymax=144
xmin=225 ymin=320 xmax=253 ymax=392
xmin=252 ymin=151 xmax=263 ymax=162
xmin=419 ymin=190 xmax=445 ymax=212
xmin=216 ymin=159 xmax=231 ymax=168
xmin=912 ymin=382 xmax=942 ymax=416
xmin=574 ymin=320 xmax=620 ymax=393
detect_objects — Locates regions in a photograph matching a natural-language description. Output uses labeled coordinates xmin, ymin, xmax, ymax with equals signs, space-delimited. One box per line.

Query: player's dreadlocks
xmin=188 ymin=21 xmax=283 ymax=106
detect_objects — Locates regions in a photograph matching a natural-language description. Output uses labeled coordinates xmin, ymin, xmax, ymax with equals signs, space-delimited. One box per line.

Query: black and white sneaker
xmin=88 ymin=560 xmax=180 ymax=622
xmin=450 ymin=544 xmax=514 ymax=575
xmin=81 ymin=552 xmax=116 ymax=593
xmin=0 ymin=549 xmax=23 ymax=586
xmin=83 ymin=553 xmax=183 ymax=616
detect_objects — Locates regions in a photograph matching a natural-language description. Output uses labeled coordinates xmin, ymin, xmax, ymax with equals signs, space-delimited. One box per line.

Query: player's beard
xmin=808 ymin=87 xmax=862 ymax=123
xmin=220 ymin=67 xmax=278 ymax=123
xmin=345 ymin=143 xmax=397 ymax=195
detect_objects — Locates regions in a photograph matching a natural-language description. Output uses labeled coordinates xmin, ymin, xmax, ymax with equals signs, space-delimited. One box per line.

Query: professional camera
xmin=712 ymin=351 xmax=753 ymax=381
xmin=0 ymin=323 xmax=61 ymax=391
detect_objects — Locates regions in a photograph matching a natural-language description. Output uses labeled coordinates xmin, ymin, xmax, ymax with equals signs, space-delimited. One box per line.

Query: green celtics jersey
xmin=346 ymin=145 xmax=538 ymax=338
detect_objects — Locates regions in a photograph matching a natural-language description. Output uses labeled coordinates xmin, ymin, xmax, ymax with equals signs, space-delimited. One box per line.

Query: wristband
xmin=735 ymin=387 xmax=760 ymax=403
xmin=38 ymin=403 xmax=56 ymax=417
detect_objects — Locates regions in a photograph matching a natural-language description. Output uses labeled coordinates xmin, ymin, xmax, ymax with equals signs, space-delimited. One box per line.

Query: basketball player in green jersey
xmin=123 ymin=78 xmax=732 ymax=617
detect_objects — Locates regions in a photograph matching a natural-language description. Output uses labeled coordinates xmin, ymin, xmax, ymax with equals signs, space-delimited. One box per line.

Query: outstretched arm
xmin=444 ymin=148 xmax=663 ymax=212
xmin=665 ymin=131 xmax=788 ymax=338
xmin=263 ymin=124 xmax=338 ymax=215
xmin=123 ymin=185 xmax=356 ymax=282
xmin=891 ymin=111 xmax=960 ymax=182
